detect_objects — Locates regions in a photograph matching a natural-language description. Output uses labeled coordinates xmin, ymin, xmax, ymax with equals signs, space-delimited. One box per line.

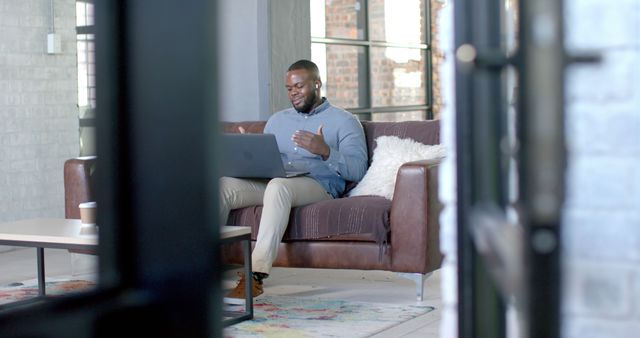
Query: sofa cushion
xmin=349 ymin=136 xmax=446 ymax=200
xmin=227 ymin=196 xmax=392 ymax=244
xmin=361 ymin=120 xmax=440 ymax=166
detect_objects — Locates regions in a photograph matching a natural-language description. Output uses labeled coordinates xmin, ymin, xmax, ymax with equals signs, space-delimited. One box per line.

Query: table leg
xmin=37 ymin=247 xmax=46 ymax=296
xmin=243 ymin=237 xmax=253 ymax=319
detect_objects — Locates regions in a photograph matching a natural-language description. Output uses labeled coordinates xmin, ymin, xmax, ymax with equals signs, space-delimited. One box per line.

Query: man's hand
xmin=292 ymin=125 xmax=331 ymax=160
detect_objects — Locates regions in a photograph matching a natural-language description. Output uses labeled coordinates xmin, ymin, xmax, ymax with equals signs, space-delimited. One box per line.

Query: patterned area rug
xmin=1 ymin=280 xmax=434 ymax=337
xmin=0 ymin=278 xmax=95 ymax=305
xmin=224 ymin=295 xmax=435 ymax=338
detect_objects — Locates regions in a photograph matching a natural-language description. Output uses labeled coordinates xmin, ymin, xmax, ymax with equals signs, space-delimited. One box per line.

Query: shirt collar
xmin=297 ymin=97 xmax=329 ymax=116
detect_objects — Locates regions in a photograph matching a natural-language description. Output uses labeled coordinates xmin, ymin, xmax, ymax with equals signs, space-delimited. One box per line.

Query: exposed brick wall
xmin=369 ymin=0 xmax=428 ymax=112
xmin=324 ymin=0 xmax=361 ymax=39
xmin=368 ymin=0 xmax=386 ymax=41
xmin=430 ymin=0 xmax=445 ymax=119
xmin=0 ymin=0 xmax=79 ymax=221
xmin=324 ymin=44 xmax=361 ymax=108
xmin=320 ymin=0 xmax=438 ymax=121
xmin=322 ymin=0 xmax=366 ymax=108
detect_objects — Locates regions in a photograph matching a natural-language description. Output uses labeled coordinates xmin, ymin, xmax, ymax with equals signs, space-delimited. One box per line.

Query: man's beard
xmin=293 ymin=92 xmax=318 ymax=113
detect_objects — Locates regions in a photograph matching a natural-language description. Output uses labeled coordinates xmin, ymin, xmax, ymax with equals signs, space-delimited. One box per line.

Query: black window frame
xmin=310 ymin=0 xmax=434 ymax=121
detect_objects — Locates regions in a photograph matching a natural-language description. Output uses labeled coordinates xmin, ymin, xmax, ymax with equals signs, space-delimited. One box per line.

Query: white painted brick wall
xmin=438 ymin=1 xmax=640 ymax=337
xmin=437 ymin=2 xmax=458 ymax=338
xmin=0 ymin=0 xmax=79 ymax=222
xmin=563 ymin=0 xmax=640 ymax=336
xmin=564 ymin=260 xmax=636 ymax=319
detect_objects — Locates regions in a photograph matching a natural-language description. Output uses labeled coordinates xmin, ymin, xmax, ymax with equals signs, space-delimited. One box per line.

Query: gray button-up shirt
xmin=264 ymin=99 xmax=368 ymax=198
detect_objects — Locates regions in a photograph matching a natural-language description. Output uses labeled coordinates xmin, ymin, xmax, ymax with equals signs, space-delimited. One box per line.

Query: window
xmin=76 ymin=0 xmax=96 ymax=155
xmin=310 ymin=0 xmax=433 ymax=121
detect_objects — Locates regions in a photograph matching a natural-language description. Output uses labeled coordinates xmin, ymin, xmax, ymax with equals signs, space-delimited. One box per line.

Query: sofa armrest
xmin=222 ymin=121 xmax=266 ymax=134
xmin=64 ymin=157 xmax=96 ymax=219
xmin=389 ymin=158 xmax=443 ymax=273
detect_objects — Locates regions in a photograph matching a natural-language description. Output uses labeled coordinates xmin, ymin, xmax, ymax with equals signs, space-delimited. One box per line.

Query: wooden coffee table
xmin=0 ymin=219 xmax=253 ymax=323
xmin=0 ymin=218 xmax=98 ymax=296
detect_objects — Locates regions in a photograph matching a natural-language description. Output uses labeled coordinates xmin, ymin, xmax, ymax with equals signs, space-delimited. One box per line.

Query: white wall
xmin=217 ymin=0 xmax=310 ymax=122
xmin=269 ymin=0 xmax=311 ymax=113
xmin=217 ymin=0 xmax=264 ymax=122
xmin=0 ymin=0 xmax=79 ymax=222
xmin=436 ymin=2 xmax=458 ymax=337
xmin=438 ymin=1 xmax=640 ymax=337
xmin=562 ymin=0 xmax=640 ymax=336
xmin=0 ymin=0 xmax=314 ymax=224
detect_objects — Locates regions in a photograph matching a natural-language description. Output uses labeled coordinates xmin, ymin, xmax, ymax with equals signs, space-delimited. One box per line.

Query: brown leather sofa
xmin=220 ymin=120 xmax=443 ymax=300
xmin=63 ymin=120 xmax=442 ymax=300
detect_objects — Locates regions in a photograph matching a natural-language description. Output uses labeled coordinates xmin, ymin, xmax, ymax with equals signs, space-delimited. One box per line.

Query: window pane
xmin=310 ymin=0 xmax=365 ymax=40
xmin=372 ymin=110 xmax=426 ymax=122
xmin=312 ymin=43 xmax=368 ymax=109
xmin=353 ymin=113 xmax=371 ymax=121
xmin=77 ymin=34 xmax=96 ymax=110
xmin=79 ymin=126 xmax=96 ymax=156
xmin=76 ymin=1 xmax=95 ymax=27
xmin=371 ymin=47 xmax=426 ymax=107
xmin=369 ymin=0 xmax=426 ymax=44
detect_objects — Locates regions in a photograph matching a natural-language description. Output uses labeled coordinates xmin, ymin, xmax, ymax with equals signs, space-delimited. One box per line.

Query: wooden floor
xmin=0 ymin=245 xmax=442 ymax=337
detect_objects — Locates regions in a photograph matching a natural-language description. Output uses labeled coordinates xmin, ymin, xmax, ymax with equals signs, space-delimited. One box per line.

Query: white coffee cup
xmin=79 ymin=201 xmax=97 ymax=225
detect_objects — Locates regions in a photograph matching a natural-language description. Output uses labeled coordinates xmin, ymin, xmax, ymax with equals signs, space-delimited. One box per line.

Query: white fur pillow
xmin=348 ymin=136 xmax=446 ymax=200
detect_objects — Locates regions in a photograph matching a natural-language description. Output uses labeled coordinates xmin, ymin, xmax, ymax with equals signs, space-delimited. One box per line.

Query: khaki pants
xmin=219 ymin=176 xmax=332 ymax=274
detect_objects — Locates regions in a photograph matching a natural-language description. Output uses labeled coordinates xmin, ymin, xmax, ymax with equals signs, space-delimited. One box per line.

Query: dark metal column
xmin=37 ymin=248 xmax=46 ymax=296
xmin=455 ymin=0 xmax=508 ymax=336
xmin=455 ymin=0 xmax=582 ymax=336
xmin=518 ymin=1 xmax=566 ymax=337
xmin=0 ymin=1 xmax=222 ymax=337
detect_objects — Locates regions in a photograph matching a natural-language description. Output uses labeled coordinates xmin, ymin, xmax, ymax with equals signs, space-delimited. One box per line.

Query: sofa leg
xmin=396 ymin=272 xmax=432 ymax=301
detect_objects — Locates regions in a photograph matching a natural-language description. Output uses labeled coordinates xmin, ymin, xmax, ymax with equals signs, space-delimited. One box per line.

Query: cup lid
xmin=79 ymin=201 xmax=97 ymax=208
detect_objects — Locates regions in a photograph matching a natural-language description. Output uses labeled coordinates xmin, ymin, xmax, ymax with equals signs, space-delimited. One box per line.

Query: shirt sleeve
xmin=264 ymin=116 xmax=274 ymax=134
xmin=323 ymin=116 xmax=368 ymax=182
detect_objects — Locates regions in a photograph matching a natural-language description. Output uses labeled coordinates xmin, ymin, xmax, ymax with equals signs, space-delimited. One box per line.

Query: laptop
xmin=219 ymin=133 xmax=309 ymax=179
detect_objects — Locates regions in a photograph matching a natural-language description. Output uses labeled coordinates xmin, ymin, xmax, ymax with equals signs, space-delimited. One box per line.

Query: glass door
xmin=454 ymin=0 xmax=569 ymax=337
xmin=0 ymin=2 xmax=222 ymax=336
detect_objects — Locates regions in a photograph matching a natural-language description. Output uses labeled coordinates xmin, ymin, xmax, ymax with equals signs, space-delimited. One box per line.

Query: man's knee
xmin=219 ymin=177 xmax=230 ymax=190
xmin=219 ymin=176 xmax=248 ymax=205
xmin=218 ymin=177 xmax=233 ymax=199
xmin=265 ymin=177 xmax=289 ymax=190
xmin=264 ymin=178 xmax=293 ymax=198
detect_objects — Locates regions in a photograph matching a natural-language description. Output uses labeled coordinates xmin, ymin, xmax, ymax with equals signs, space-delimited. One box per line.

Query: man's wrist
xmin=321 ymin=146 xmax=330 ymax=160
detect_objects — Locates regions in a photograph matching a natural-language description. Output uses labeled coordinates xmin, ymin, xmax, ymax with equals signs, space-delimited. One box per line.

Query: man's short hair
xmin=288 ymin=59 xmax=320 ymax=80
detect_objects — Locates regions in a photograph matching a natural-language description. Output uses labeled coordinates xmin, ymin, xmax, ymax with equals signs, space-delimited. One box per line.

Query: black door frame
xmin=454 ymin=0 xmax=569 ymax=337
xmin=0 ymin=1 xmax=222 ymax=337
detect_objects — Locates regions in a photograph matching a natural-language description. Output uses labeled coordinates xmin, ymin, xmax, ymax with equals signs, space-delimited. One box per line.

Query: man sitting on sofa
xmin=221 ymin=59 xmax=368 ymax=300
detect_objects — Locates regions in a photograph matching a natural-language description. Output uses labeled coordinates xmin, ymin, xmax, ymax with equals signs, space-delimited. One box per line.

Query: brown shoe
xmin=225 ymin=272 xmax=263 ymax=303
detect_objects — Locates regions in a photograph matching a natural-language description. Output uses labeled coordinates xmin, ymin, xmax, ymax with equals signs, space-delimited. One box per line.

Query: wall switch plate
xmin=47 ymin=33 xmax=61 ymax=54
